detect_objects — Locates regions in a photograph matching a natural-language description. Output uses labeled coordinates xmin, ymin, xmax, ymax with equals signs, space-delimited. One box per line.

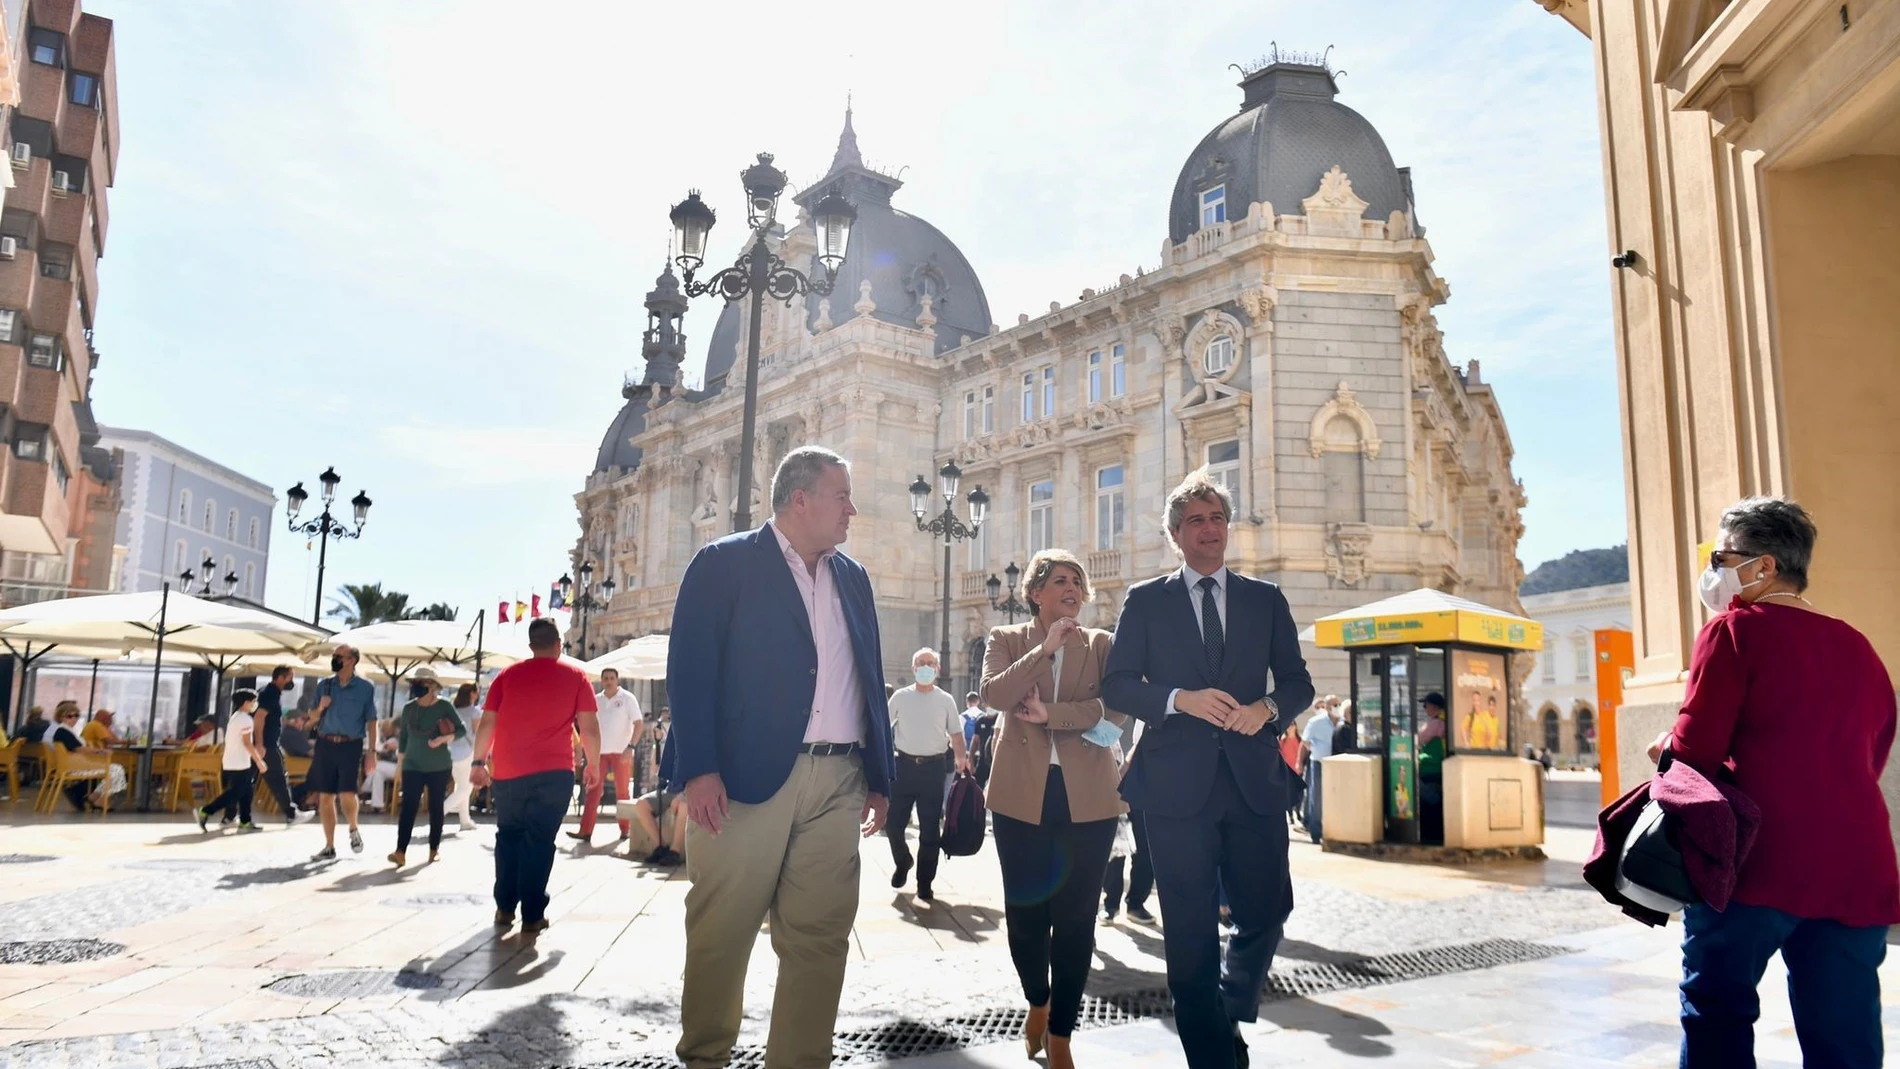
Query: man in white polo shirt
xmin=886 ymin=647 xmax=972 ymax=903
xmin=570 ymin=667 xmax=642 ymax=843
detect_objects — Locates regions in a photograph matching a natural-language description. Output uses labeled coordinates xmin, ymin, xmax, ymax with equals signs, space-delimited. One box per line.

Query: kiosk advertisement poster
xmin=1451 ymin=649 xmax=1508 ymax=752
xmin=1387 ymin=655 xmax=1415 ymax=820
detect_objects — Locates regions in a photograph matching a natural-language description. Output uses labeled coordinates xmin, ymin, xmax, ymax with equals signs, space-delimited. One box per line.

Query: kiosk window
xmin=1450 ymin=649 xmax=1509 ymax=752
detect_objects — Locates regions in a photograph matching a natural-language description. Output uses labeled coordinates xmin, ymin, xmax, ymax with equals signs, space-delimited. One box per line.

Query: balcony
xmin=960 ymin=571 xmax=988 ymax=599
xmin=1189 ymin=221 xmax=1229 ymax=260
xmin=1086 ymin=548 xmax=1125 ymax=582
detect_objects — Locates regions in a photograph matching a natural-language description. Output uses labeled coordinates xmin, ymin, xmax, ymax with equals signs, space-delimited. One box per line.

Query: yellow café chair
xmin=35 ymin=746 xmax=112 ymax=814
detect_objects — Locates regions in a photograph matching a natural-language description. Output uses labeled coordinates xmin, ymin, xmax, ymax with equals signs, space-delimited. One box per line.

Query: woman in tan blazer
xmin=981 ymin=549 xmax=1128 ymax=1069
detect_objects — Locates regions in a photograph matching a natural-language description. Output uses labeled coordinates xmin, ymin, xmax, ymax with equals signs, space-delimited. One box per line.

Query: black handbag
xmin=1615 ymin=750 xmax=1699 ymax=914
xmin=941 ymin=772 xmax=987 ymax=858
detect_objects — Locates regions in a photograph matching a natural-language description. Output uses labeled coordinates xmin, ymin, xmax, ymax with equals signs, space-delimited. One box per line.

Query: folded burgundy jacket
xmin=1584 ymin=758 xmax=1761 ymax=925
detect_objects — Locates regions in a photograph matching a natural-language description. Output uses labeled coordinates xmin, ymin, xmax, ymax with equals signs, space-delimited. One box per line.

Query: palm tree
xmin=328 ymin=582 xmax=414 ymax=627
xmin=410 ymin=602 xmax=458 ymax=621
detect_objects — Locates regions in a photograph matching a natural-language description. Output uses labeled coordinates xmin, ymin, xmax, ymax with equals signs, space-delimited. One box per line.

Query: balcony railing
xmin=1086 ymin=548 xmax=1125 ymax=582
xmin=1190 ymin=221 xmax=1230 ymax=259
xmin=960 ymin=572 xmax=988 ymax=599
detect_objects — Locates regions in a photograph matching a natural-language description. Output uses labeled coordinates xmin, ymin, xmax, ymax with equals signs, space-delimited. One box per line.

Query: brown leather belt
xmin=319 ymin=734 xmax=359 ymax=744
xmin=799 ymin=742 xmax=861 ymax=757
xmin=898 ymin=751 xmax=950 ymax=763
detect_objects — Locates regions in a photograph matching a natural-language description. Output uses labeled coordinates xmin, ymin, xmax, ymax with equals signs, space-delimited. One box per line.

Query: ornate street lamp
xmin=564 ymin=562 xmax=617 ymax=659
xmin=286 ymin=466 xmax=371 ymax=625
xmin=178 ymin=556 xmax=239 ymax=598
xmin=987 ymin=561 xmax=1030 ymax=624
xmin=910 ymin=460 xmax=988 ymax=688
xmin=669 ymin=155 xmax=857 ymax=531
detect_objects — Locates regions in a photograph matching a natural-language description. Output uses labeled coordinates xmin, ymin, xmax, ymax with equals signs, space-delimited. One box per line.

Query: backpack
xmin=941 ymin=772 xmax=987 ymax=858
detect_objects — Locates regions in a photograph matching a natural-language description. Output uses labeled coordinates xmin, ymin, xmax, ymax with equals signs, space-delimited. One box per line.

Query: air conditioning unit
xmin=0 ymin=237 xmax=16 ymax=261
xmin=50 ymin=171 xmax=70 ymax=194
xmin=8 ymin=143 xmax=28 ymax=168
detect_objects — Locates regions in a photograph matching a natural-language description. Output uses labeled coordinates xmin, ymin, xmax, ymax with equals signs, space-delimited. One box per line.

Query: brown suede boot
xmin=1024 ymin=1004 xmax=1050 ymax=1057
xmin=1047 ymin=1034 xmax=1075 ymax=1069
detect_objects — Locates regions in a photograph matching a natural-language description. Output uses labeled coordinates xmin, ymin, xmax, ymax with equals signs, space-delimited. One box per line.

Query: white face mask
xmin=1698 ymin=555 xmax=1763 ymax=614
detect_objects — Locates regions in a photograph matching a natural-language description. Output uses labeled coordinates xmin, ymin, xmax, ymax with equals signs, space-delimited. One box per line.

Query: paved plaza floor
xmin=0 ymin=804 xmax=1889 ymax=1068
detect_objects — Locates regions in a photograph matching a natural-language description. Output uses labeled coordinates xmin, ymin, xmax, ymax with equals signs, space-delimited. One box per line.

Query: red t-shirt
xmin=483 ymin=657 xmax=598 ymax=780
xmin=1671 ymin=600 xmax=1900 ymax=927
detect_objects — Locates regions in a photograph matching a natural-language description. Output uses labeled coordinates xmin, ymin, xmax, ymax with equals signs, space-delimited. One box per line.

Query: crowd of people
xmin=6 ymin=441 xmax=1890 ymax=1069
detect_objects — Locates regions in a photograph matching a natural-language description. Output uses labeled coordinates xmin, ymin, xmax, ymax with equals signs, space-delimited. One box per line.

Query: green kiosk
xmin=1308 ymin=589 xmax=1547 ymax=854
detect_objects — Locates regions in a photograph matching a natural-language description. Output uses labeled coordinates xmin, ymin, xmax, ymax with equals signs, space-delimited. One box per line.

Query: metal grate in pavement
xmin=557 ymin=938 xmax=1572 ymax=1068
xmin=265 ymin=969 xmax=446 ymax=998
xmin=182 ymin=1061 xmax=278 ymax=1069
xmin=0 ymin=853 xmax=53 ymax=864
xmin=384 ymin=892 xmax=491 ymax=909
xmin=0 ymin=939 xmax=125 ymax=964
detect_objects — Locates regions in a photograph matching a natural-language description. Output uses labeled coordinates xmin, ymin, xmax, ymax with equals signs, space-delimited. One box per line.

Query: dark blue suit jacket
xmin=666 ymin=524 xmax=894 ymax=805
xmin=1103 ymin=568 xmax=1315 ymax=819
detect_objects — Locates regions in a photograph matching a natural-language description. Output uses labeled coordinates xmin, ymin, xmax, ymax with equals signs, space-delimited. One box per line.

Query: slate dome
xmin=699 ymin=110 xmax=991 ymax=394
xmin=1169 ymin=61 xmax=1414 ymax=244
xmin=593 ymin=395 xmax=646 ymax=474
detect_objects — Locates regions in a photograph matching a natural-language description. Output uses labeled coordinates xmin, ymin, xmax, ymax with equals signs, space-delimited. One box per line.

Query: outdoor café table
xmin=111 ymin=746 xmax=181 ymax=805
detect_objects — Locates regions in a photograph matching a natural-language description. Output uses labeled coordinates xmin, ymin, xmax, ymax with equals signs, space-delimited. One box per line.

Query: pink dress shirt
xmin=770 ymin=523 xmax=865 ymax=745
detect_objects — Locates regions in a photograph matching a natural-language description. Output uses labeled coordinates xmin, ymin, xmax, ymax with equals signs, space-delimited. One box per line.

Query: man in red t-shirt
xmin=471 ymin=618 xmax=599 ymax=933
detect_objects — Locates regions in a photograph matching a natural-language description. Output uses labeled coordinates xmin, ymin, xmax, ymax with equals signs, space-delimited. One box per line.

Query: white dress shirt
xmin=1166 ymin=563 xmax=1230 ymax=717
xmin=1048 ymin=646 xmax=1064 ymax=767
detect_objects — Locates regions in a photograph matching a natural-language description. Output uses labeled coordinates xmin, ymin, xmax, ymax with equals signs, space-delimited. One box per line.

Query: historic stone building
xmin=575 ymin=56 xmax=1528 ymax=698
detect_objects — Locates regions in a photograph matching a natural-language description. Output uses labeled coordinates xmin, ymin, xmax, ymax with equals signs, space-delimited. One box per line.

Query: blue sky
xmin=90 ymin=0 xmax=1622 ymax=623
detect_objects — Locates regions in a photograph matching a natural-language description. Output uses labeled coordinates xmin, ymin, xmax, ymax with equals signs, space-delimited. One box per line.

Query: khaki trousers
xmin=677 ymin=753 xmax=866 ymax=1069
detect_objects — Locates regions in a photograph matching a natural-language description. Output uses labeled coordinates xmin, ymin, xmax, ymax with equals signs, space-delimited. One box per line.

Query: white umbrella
xmin=584 ymin=634 xmax=669 ymax=681
xmin=0 ymin=589 xmax=330 ymax=806
xmin=324 ymin=619 xmax=527 ymax=671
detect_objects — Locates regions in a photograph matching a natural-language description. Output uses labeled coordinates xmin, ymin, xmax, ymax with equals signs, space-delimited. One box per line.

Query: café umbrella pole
xmin=136 ymin=583 xmax=170 ymax=811
xmin=85 ymin=659 xmax=99 ymax=716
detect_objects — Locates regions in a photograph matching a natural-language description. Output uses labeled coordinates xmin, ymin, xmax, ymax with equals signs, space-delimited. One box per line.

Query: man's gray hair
xmin=771 ymin=446 xmax=849 ymax=513
xmin=911 ymin=647 xmax=939 ymax=664
xmin=1163 ymin=468 xmax=1235 ymax=545
xmin=1720 ymin=495 xmax=1817 ymax=592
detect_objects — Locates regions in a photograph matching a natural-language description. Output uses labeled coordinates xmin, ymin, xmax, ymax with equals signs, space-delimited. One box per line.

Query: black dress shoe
xmin=1234 ymin=1031 xmax=1249 ymax=1069
xmin=916 ymin=885 xmax=934 ymax=903
xmin=891 ymin=862 xmax=910 ymax=889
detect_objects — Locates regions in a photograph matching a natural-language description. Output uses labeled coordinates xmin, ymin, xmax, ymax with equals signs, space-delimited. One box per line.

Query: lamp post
xmin=285 ymin=467 xmax=371 ymax=625
xmin=669 ymin=155 xmax=858 ymax=532
xmin=178 ymin=556 xmax=240 ymax=598
xmin=910 ymin=460 xmax=988 ymax=689
xmin=986 ymin=561 xmax=1030 ymax=625
xmin=559 ymin=564 xmax=616 ymax=660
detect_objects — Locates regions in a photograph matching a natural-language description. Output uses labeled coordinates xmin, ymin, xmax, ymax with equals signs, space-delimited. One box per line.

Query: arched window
xmin=1541 ymin=707 xmax=1561 ymax=752
xmin=177 ymin=490 xmax=191 ymax=524
xmin=247 ymin=517 xmax=259 ymax=549
xmin=226 ymin=509 xmax=238 ymax=541
xmin=173 ymin=539 xmax=188 ymax=573
xmin=1202 ymin=334 xmax=1234 ymax=374
xmin=1321 ymin=415 xmax=1366 ymax=523
xmin=243 ymin=562 xmax=256 ymax=600
xmin=1575 ymin=706 xmax=1597 ymax=755
xmin=203 ymin=499 xmax=215 ymax=533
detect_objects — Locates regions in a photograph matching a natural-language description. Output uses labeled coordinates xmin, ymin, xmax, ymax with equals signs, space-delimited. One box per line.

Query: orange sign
xmin=1594 ymin=628 xmax=1635 ymax=805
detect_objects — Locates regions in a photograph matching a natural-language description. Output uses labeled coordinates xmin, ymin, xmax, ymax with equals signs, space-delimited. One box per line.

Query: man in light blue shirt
xmin=303 ymin=644 xmax=380 ymax=860
xmin=1298 ymin=697 xmax=1343 ymax=843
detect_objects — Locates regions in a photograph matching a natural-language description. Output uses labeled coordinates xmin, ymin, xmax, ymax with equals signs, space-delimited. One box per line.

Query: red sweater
xmin=1670 ymin=599 xmax=1900 ymax=927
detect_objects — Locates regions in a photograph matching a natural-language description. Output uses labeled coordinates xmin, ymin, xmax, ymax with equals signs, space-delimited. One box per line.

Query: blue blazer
xmin=1103 ymin=568 xmax=1315 ymax=819
xmin=666 ymin=524 xmax=894 ymax=805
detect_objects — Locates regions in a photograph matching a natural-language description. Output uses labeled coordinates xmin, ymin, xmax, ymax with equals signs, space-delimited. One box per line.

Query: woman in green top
xmin=390 ymin=667 xmax=466 ymax=866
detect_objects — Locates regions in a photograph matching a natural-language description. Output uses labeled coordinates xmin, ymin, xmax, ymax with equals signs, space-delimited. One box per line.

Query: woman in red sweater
xmin=1653 ymin=497 xmax=1898 ymax=1068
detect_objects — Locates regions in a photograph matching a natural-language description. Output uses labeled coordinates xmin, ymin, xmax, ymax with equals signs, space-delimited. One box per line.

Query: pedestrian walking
xmin=981 ymin=549 xmax=1127 ymax=1069
xmin=886 ymin=647 xmax=973 ymax=902
xmin=1640 ymin=497 xmax=1898 ymax=1068
xmin=668 ymin=446 xmax=894 ymax=1069
xmin=254 ymin=666 xmax=304 ymax=824
xmin=471 ymin=618 xmax=600 ymax=934
xmin=1103 ymin=469 xmax=1314 ymax=1069
xmin=389 ymin=668 xmax=465 ymax=867
xmin=197 ymin=689 xmax=267 ymax=832
xmin=569 ymin=667 xmax=642 ymax=844
xmin=1298 ymin=697 xmax=1345 ymax=843
xmin=446 ymin=683 xmax=479 ymax=831
xmin=304 ymin=644 xmax=380 ymax=861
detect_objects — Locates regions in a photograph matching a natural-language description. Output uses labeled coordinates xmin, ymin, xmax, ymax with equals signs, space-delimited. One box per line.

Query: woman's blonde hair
xmin=1023 ymin=549 xmax=1094 ymax=616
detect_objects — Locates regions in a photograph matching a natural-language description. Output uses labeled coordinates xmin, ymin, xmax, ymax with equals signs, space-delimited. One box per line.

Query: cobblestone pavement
xmin=0 ymin=812 xmax=1711 ymax=1068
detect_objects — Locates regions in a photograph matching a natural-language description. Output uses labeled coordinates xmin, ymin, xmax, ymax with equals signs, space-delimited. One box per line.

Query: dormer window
xmin=1201 ymin=185 xmax=1227 ymax=227
xmin=1203 ymin=333 xmax=1235 ymax=374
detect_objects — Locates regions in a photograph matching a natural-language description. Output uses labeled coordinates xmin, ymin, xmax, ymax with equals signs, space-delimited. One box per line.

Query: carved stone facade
xmin=575 ymin=62 xmax=1526 ymax=697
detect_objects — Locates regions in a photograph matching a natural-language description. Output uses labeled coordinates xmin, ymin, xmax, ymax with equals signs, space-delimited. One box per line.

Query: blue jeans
xmin=492 ymin=770 xmax=573 ymax=924
xmin=1680 ymin=901 xmax=1887 ymax=1069
xmin=1303 ymin=761 xmax=1324 ymax=842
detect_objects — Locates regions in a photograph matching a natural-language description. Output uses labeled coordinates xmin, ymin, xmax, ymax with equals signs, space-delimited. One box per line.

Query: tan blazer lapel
xmin=1057 ymin=626 xmax=1091 ymax=702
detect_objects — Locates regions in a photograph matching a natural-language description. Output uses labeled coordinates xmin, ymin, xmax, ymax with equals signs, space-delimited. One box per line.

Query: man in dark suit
xmin=1103 ymin=470 xmax=1315 ymax=1069
xmin=669 ymin=445 xmax=895 ymax=1069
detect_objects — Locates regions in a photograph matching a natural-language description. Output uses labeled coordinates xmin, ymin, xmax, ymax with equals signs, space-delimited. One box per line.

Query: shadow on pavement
xmin=1260 ymin=996 xmax=1395 ymax=1057
xmin=215 ymin=859 xmax=334 ymax=889
xmin=320 ymin=865 xmax=420 ymax=894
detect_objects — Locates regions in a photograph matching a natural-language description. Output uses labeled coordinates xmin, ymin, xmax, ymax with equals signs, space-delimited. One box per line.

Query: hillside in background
xmin=1521 ymin=545 xmax=1630 ymax=596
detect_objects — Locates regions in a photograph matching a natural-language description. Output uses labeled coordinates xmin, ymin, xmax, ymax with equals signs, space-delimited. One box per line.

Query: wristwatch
xmin=1262 ymin=697 xmax=1280 ymax=723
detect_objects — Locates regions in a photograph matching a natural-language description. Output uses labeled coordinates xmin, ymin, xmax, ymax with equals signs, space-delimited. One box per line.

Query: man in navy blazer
xmin=668 ymin=445 xmax=894 ymax=1069
xmin=1103 ymin=470 xmax=1315 ymax=1069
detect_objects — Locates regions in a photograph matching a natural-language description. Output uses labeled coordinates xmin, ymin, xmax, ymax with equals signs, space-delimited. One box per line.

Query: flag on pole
xmin=531 ymin=594 xmax=543 ymax=619
xmin=514 ymin=600 xmax=527 ymax=623
xmin=497 ymin=600 xmax=509 ymax=624
xmin=549 ymin=584 xmax=566 ymax=610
